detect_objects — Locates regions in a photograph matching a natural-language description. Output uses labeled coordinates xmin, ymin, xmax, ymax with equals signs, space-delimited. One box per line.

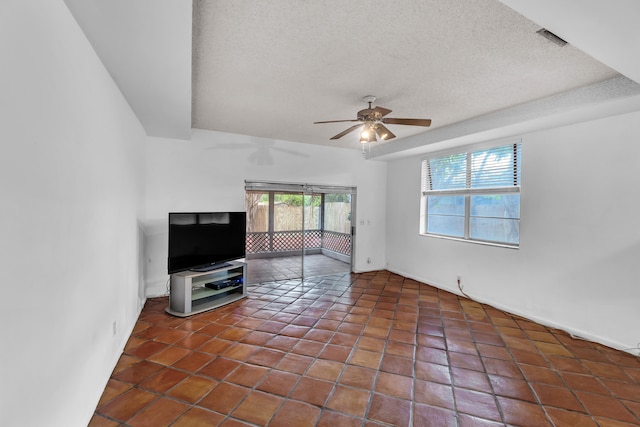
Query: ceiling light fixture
xmin=359 ymin=124 xmax=377 ymax=144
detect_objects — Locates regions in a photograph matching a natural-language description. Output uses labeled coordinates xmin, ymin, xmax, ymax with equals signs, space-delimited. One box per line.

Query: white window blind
xmin=470 ymin=144 xmax=521 ymax=189
xmin=421 ymin=142 xmax=522 ymax=246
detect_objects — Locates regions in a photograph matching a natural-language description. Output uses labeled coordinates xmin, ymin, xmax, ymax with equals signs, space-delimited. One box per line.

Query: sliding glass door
xmin=302 ymin=192 xmax=352 ymax=279
xmin=245 ymin=190 xmax=304 ymax=283
xmin=245 ymin=181 xmax=355 ymax=284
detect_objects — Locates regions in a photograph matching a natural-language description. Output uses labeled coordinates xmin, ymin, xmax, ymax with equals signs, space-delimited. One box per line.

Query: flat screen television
xmin=168 ymin=212 xmax=246 ymax=274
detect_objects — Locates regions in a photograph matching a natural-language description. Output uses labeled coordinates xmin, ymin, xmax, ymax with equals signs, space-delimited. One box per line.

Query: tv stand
xmin=166 ymin=260 xmax=247 ymax=317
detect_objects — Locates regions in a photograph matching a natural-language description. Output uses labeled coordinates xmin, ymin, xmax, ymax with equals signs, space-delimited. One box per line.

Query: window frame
xmin=420 ymin=140 xmax=522 ymax=248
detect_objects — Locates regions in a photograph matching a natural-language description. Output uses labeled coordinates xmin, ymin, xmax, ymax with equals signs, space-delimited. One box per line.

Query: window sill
xmin=419 ymin=233 xmax=519 ymax=249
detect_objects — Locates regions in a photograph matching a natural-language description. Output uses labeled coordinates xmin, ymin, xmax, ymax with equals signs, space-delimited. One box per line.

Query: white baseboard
xmin=386 ymin=267 xmax=639 ymax=356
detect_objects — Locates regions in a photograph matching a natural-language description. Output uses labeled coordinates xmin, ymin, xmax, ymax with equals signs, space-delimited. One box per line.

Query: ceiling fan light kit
xmin=314 ymin=95 xmax=432 ymax=145
xmin=359 ymin=123 xmax=377 ymax=143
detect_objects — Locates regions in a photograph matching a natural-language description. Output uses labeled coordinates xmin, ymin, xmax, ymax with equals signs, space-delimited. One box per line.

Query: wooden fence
xmin=248 ymin=202 xmax=351 ymax=234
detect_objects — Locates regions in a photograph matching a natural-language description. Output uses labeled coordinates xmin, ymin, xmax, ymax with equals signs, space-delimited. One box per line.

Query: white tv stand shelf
xmin=166 ymin=260 xmax=247 ymax=317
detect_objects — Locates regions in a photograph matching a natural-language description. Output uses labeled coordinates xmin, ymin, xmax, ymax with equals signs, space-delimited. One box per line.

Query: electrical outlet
xmin=367 ymin=257 xmax=372 ymax=264
xmin=112 ymin=321 xmax=117 ymax=336
xmin=457 ymin=275 xmax=462 ymax=282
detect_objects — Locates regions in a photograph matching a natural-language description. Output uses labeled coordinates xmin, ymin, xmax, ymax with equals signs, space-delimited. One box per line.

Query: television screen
xmin=168 ymin=212 xmax=246 ymax=274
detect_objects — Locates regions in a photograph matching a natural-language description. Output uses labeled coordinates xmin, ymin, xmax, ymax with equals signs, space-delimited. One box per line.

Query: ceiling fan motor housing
xmin=357 ymin=108 xmax=376 ymax=121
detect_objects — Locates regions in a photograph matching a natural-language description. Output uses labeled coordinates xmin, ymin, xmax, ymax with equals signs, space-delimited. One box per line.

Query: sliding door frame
xmin=245 ymin=180 xmax=357 ymax=279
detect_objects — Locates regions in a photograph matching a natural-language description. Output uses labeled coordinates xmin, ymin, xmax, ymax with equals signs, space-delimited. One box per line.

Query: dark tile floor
xmin=91 ymin=271 xmax=640 ymax=426
xmin=245 ymin=254 xmax=350 ymax=284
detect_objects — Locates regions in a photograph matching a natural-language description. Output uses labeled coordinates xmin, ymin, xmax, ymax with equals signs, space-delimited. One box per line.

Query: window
xmin=421 ymin=142 xmax=522 ymax=246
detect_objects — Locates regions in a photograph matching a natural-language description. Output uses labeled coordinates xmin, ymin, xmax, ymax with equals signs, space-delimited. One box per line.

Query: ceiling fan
xmin=314 ymin=95 xmax=432 ymax=143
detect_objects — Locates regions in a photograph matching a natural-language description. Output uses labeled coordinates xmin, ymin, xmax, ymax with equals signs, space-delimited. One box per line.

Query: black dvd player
xmin=205 ymin=279 xmax=242 ymax=290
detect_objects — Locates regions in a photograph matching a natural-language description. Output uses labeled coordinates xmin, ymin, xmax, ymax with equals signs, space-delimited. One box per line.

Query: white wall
xmin=0 ymin=2 xmax=146 ymax=426
xmin=63 ymin=0 xmax=193 ymax=139
xmin=386 ymin=110 xmax=640 ymax=352
xmin=144 ymin=129 xmax=387 ymax=296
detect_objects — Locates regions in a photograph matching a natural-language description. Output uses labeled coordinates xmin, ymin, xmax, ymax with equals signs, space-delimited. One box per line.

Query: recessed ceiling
xmin=64 ymin=0 xmax=640 ymax=157
xmin=191 ymin=0 xmax=619 ymax=150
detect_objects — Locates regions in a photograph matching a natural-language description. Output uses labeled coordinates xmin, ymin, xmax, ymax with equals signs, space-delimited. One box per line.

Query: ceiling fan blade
xmin=382 ymin=118 xmax=432 ymax=127
xmin=330 ymin=124 xmax=363 ymax=140
xmin=372 ymin=106 xmax=392 ymax=118
xmin=375 ymin=124 xmax=396 ymax=140
xmin=314 ymin=119 xmax=361 ymax=124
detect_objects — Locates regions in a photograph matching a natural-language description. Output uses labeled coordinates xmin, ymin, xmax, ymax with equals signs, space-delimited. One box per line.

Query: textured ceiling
xmin=191 ymin=0 xmax=619 ymax=150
